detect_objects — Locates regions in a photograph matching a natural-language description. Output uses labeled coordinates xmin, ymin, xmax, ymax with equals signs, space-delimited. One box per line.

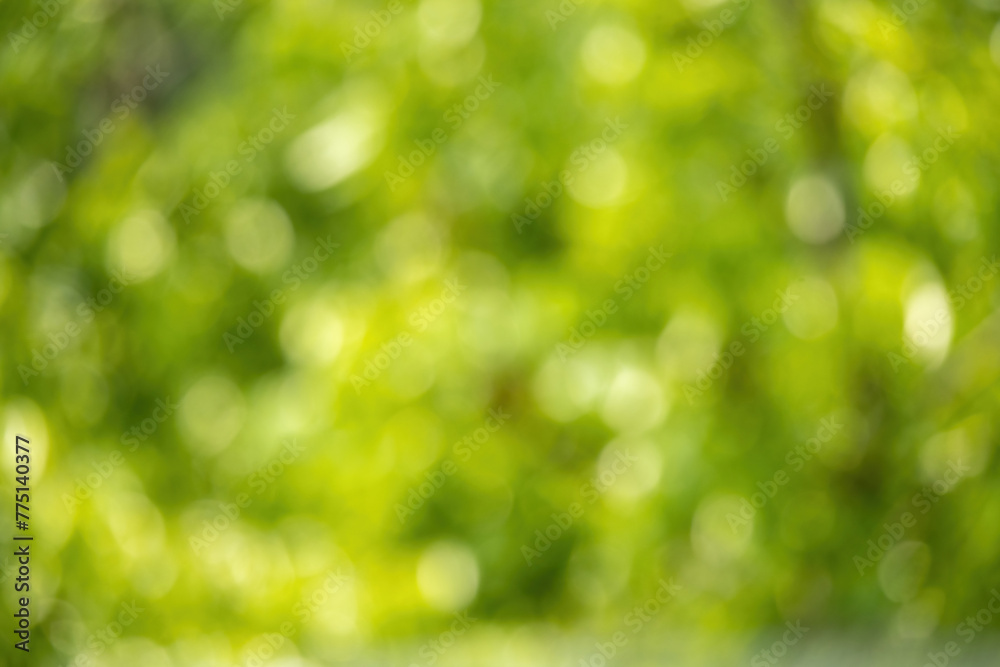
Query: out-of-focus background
xmin=2 ymin=0 xmax=1000 ymax=664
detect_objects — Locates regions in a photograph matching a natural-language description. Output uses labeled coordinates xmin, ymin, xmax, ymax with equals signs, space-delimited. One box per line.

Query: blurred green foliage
xmin=1 ymin=0 xmax=1000 ymax=665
